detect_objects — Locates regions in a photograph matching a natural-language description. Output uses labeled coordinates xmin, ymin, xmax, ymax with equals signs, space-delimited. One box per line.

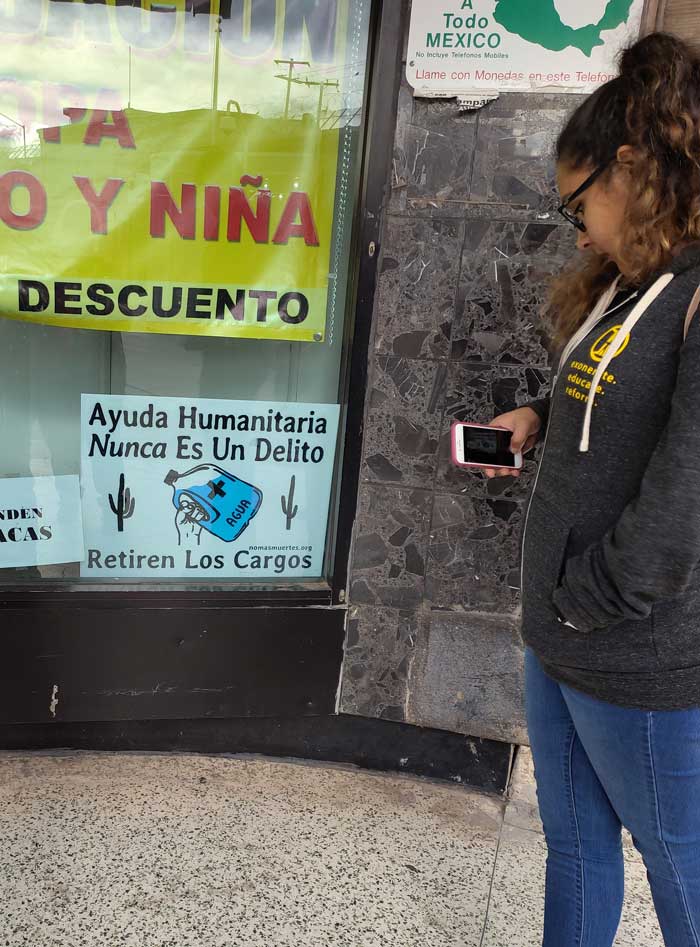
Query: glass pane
xmin=0 ymin=0 xmax=370 ymax=585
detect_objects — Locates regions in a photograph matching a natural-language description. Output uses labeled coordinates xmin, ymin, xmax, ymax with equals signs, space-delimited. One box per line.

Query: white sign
xmin=407 ymin=0 xmax=645 ymax=99
xmin=0 ymin=475 xmax=84 ymax=569
xmin=80 ymin=395 xmax=341 ymax=579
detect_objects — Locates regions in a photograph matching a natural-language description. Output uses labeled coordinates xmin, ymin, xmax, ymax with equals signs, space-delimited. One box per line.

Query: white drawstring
xmin=579 ymin=274 xmax=675 ymax=452
xmin=555 ymin=277 xmax=622 ymax=382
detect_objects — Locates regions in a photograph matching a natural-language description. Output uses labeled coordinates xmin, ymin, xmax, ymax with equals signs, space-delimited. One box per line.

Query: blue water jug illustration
xmin=164 ymin=464 xmax=263 ymax=543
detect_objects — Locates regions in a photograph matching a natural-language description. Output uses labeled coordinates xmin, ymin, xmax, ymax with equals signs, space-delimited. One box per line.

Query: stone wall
xmin=340 ymin=12 xmax=582 ymax=744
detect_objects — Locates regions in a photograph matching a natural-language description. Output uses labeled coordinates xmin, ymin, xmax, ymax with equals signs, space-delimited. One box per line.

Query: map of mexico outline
xmin=494 ymin=0 xmax=635 ymax=56
xmin=407 ymin=0 xmax=644 ymax=99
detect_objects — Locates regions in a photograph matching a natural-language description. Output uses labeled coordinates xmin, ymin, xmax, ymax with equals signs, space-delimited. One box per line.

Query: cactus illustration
xmin=281 ymin=476 xmax=298 ymax=530
xmin=109 ymin=473 xmax=135 ymax=532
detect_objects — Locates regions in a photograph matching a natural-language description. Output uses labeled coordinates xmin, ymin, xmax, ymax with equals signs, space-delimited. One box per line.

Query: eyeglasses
xmin=557 ymin=162 xmax=612 ymax=233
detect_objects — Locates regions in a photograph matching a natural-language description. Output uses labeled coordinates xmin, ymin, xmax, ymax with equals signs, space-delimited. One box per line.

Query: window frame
xmin=0 ymin=0 xmax=406 ymax=612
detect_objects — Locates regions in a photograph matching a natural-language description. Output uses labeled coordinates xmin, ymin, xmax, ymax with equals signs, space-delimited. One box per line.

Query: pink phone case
xmin=450 ymin=421 xmax=522 ymax=470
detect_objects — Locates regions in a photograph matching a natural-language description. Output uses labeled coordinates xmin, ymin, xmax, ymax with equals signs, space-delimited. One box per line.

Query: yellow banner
xmin=0 ymin=106 xmax=338 ymax=341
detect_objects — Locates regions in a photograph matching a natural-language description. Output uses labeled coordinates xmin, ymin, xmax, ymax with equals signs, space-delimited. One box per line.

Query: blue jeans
xmin=525 ymin=647 xmax=700 ymax=947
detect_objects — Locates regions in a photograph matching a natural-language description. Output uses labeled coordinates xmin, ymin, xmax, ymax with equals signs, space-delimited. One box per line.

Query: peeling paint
xmin=456 ymin=93 xmax=499 ymax=111
xmin=408 ymin=89 xmax=499 ymax=111
xmin=411 ymin=129 xmax=429 ymax=178
xmin=49 ymin=684 xmax=59 ymax=718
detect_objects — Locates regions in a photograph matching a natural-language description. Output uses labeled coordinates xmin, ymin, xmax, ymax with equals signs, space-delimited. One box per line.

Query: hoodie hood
xmin=554 ymin=243 xmax=700 ymax=453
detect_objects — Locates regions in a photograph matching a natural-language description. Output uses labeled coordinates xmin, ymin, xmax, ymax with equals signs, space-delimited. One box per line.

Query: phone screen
xmin=460 ymin=426 xmax=517 ymax=467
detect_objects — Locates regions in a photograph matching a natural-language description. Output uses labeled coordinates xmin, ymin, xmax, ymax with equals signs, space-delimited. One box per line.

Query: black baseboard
xmin=0 ymin=714 xmax=514 ymax=795
xmin=0 ymin=605 xmax=345 ymax=722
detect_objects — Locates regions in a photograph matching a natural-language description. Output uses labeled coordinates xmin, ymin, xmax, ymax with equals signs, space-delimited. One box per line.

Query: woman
xmin=489 ymin=32 xmax=700 ymax=947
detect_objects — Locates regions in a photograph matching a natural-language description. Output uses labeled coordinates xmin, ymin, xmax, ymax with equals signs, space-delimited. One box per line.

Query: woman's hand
xmin=483 ymin=407 xmax=542 ymax=479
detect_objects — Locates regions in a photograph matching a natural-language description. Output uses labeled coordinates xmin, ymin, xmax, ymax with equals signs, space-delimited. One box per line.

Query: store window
xmin=0 ymin=0 xmax=371 ymax=585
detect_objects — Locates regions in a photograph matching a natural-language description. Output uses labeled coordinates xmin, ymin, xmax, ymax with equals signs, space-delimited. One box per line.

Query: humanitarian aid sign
xmin=80 ymin=395 xmax=341 ymax=579
xmin=0 ymin=1 xmax=346 ymax=342
xmin=407 ymin=0 xmax=645 ymax=101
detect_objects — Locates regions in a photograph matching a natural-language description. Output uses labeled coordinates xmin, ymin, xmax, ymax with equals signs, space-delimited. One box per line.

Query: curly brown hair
xmin=548 ymin=33 xmax=700 ymax=348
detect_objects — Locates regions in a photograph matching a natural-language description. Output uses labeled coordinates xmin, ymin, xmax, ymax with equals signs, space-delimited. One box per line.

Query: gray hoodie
xmin=522 ymin=245 xmax=700 ymax=709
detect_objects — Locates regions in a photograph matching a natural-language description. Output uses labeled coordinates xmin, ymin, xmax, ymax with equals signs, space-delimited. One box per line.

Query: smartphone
xmin=451 ymin=421 xmax=523 ymax=470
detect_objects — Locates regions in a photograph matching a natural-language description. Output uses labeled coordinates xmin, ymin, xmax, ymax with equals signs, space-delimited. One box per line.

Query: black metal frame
xmin=0 ymin=0 xmax=405 ymax=614
xmin=329 ymin=0 xmax=407 ymax=604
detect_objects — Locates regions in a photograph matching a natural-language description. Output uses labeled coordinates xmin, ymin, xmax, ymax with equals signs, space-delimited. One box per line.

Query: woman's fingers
xmin=478 ymin=408 xmax=542 ymax=477
xmin=489 ymin=408 xmax=542 ymax=455
xmin=509 ymin=423 xmax=535 ymax=455
xmin=484 ymin=466 xmax=520 ymax=479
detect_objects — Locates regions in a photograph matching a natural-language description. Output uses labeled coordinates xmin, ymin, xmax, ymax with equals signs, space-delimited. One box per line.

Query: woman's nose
xmin=577 ymin=229 xmax=592 ymax=251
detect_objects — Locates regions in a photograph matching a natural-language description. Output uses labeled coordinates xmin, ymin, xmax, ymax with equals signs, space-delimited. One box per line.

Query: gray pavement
xmin=0 ymin=747 xmax=663 ymax=946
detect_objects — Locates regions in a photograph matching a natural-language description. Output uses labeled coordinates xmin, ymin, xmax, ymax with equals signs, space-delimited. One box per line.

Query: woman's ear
xmin=616 ymin=144 xmax=637 ymax=166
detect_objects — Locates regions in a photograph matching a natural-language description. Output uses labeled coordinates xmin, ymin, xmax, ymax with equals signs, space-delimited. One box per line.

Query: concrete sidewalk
xmin=0 ymin=747 xmax=663 ymax=946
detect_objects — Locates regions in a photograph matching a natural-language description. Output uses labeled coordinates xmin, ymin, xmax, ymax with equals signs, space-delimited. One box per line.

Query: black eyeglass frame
xmin=557 ymin=162 xmax=613 ymax=232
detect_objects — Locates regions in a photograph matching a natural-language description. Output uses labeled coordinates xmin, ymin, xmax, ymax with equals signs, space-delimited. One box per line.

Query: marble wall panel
xmin=373 ymin=216 xmax=465 ymax=358
xmin=469 ymin=96 xmax=576 ymax=219
xmin=389 ymin=77 xmax=479 ymax=218
xmin=361 ymin=357 xmax=446 ymax=488
xmin=486 ymin=92 xmax=575 ymax=115
xmin=390 ymin=89 xmax=583 ymax=221
xmin=409 ymin=610 xmax=527 ymax=746
xmin=391 ymin=73 xmax=415 ymax=170
xmin=454 ymin=219 xmax=574 ymax=367
xmin=339 ymin=605 xmax=423 ymax=722
xmin=350 ymin=485 xmax=432 ymax=610
xmin=426 ymin=493 xmax=523 ymax=612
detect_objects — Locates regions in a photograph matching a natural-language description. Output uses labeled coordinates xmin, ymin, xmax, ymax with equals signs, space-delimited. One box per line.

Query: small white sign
xmin=0 ymin=475 xmax=84 ymax=569
xmin=407 ymin=0 xmax=645 ymax=99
